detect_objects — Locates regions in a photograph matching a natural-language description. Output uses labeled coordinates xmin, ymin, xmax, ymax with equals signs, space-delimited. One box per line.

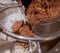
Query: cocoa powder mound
xmin=12 ymin=21 xmax=23 ymax=33
xmin=12 ymin=21 xmax=34 ymax=37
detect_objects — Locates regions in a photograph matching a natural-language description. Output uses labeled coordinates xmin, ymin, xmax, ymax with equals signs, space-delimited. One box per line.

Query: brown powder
xmin=12 ymin=21 xmax=23 ymax=33
xmin=15 ymin=41 xmax=29 ymax=49
xmin=12 ymin=21 xmax=34 ymax=37
xmin=19 ymin=25 xmax=34 ymax=37
xmin=25 ymin=0 xmax=60 ymax=24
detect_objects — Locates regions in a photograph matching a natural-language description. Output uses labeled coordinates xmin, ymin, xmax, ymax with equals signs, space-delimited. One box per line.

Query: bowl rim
xmin=0 ymin=23 xmax=60 ymax=42
xmin=36 ymin=16 xmax=60 ymax=25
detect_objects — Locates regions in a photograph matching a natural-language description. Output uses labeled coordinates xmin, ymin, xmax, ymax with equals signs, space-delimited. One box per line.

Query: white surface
xmin=4 ymin=49 xmax=11 ymax=53
xmin=4 ymin=9 xmax=26 ymax=31
xmin=0 ymin=32 xmax=6 ymax=40
xmin=12 ymin=45 xmax=29 ymax=53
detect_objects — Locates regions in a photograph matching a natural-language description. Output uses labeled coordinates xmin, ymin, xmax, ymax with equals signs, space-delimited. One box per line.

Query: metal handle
xmin=29 ymin=41 xmax=42 ymax=53
xmin=37 ymin=42 xmax=42 ymax=53
xmin=29 ymin=40 xmax=33 ymax=53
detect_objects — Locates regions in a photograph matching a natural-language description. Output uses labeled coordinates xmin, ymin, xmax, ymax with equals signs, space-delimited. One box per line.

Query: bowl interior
xmin=0 ymin=5 xmax=26 ymax=32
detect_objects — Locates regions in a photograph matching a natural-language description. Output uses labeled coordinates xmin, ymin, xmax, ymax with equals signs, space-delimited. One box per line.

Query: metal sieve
xmin=34 ymin=16 xmax=60 ymax=37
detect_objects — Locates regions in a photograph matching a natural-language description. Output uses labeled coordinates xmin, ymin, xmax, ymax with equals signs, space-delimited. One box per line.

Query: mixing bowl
xmin=0 ymin=1 xmax=60 ymax=53
xmin=0 ymin=2 xmax=60 ymax=42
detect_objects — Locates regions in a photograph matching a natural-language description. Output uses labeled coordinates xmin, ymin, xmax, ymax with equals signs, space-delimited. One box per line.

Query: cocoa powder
xmin=12 ymin=21 xmax=34 ymax=37
xmin=25 ymin=0 xmax=60 ymax=24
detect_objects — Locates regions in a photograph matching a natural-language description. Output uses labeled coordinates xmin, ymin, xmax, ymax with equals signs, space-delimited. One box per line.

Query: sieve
xmin=34 ymin=16 xmax=60 ymax=38
xmin=0 ymin=1 xmax=60 ymax=53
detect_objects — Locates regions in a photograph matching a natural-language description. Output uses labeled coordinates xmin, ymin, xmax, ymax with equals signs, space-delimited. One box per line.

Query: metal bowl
xmin=0 ymin=3 xmax=60 ymax=42
xmin=34 ymin=17 xmax=60 ymax=37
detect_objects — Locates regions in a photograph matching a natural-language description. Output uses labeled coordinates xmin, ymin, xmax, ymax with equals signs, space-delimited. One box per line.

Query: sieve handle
xmin=29 ymin=40 xmax=42 ymax=53
xmin=37 ymin=42 xmax=42 ymax=53
xmin=29 ymin=40 xmax=33 ymax=53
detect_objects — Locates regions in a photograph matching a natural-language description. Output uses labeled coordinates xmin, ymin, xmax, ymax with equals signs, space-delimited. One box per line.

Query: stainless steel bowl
xmin=0 ymin=2 xmax=60 ymax=53
xmin=34 ymin=17 xmax=60 ymax=37
xmin=0 ymin=2 xmax=60 ymax=42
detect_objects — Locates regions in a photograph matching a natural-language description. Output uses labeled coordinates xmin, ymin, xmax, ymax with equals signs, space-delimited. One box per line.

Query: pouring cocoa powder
xmin=25 ymin=0 xmax=60 ymax=24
